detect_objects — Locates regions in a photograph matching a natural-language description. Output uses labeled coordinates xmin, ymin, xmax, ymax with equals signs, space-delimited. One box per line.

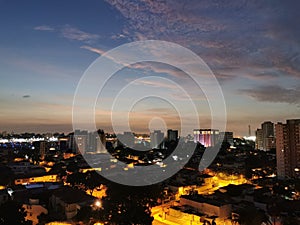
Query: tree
xmin=238 ymin=206 xmax=272 ymax=225
xmin=66 ymin=161 xmax=79 ymax=173
xmin=100 ymin=183 xmax=163 ymax=225
xmin=0 ymin=200 xmax=32 ymax=225
xmin=49 ymin=162 xmax=66 ymax=179
xmin=66 ymin=172 xmax=85 ymax=187
xmin=0 ymin=166 xmax=14 ymax=186
xmin=84 ymin=171 xmax=105 ymax=196
xmin=282 ymin=217 xmax=300 ymax=225
xmin=76 ymin=206 xmax=93 ymax=223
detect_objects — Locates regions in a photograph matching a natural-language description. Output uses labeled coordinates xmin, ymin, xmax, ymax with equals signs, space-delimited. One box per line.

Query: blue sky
xmin=0 ymin=0 xmax=299 ymax=136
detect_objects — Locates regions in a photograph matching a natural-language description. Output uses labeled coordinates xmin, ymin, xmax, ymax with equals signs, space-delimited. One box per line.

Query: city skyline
xmin=0 ymin=1 xmax=299 ymax=136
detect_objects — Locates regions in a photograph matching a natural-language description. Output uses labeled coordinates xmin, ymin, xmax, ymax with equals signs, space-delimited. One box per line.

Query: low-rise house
xmin=180 ymin=194 xmax=232 ymax=218
xmin=50 ymin=187 xmax=97 ymax=220
xmin=14 ymin=173 xmax=59 ymax=185
xmin=23 ymin=198 xmax=48 ymax=225
xmin=8 ymin=161 xmax=45 ymax=175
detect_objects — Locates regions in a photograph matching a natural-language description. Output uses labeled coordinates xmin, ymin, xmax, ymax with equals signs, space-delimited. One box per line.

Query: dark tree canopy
xmin=100 ymin=183 xmax=163 ymax=225
xmin=0 ymin=200 xmax=32 ymax=225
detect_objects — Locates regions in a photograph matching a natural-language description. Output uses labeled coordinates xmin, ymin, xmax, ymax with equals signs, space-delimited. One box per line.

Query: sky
xmin=0 ymin=0 xmax=299 ymax=136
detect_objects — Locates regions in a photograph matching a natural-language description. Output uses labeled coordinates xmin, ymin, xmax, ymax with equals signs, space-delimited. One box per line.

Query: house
xmin=23 ymin=198 xmax=48 ymax=225
xmin=180 ymin=194 xmax=232 ymax=218
xmin=50 ymin=187 xmax=97 ymax=220
xmin=8 ymin=161 xmax=45 ymax=175
xmin=14 ymin=173 xmax=59 ymax=185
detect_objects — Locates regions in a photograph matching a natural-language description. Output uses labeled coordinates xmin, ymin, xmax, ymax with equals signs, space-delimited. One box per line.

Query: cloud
xmin=34 ymin=24 xmax=100 ymax=44
xmin=61 ymin=25 xmax=100 ymax=43
xmin=80 ymin=45 xmax=106 ymax=55
xmin=130 ymin=62 xmax=187 ymax=79
xmin=22 ymin=95 xmax=31 ymax=98
xmin=105 ymin=0 xmax=300 ymax=80
xmin=239 ymin=85 xmax=300 ymax=105
xmin=133 ymin=79 xmax=177 ymax=89
xmin=34 ymin=25 xmax=54 ymax=31
xmin=111 ymin=33 xmax=127 ymax=40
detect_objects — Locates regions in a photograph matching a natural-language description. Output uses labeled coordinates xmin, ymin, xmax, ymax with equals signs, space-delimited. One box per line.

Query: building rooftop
xmin=181 ymin=194 xmax=230 ymax=207
xmin=52 ymin=187 xmax=96 ymax=204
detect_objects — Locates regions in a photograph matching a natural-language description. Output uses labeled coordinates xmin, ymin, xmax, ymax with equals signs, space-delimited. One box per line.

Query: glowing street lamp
xmin=94 ymin=200 xmax=102 ymax=208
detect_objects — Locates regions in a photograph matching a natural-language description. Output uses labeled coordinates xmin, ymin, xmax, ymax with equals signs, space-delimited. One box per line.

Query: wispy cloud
xmin=105 ymin=0 xmax=300 ymax=81
xmin=34 ymin=25 xmax=54 ymax=31
xmin=133 ymin=79 xmax=177 ymax=90
xmin=34 ymin=24 xmax=100 ymax=44
xmin=61 ymin=25 xmax=100 ymax=43
xmin=239 ymin=85 xmax=300 ymax=105
xmin=80 ymin=45 xmax=106 ymax=55
xmin=22 ymin=95 xmax=31 ymax=98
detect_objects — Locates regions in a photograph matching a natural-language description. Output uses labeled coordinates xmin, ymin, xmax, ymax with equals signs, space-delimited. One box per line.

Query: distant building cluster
xmin=193 ymin=129 xmax=233 ymax=147
xmin=275 ymin=119 xmax=300 ymax=179
xmin=0 ymin=120 xmax=300 ymax=224
xmin=255 ymin=119 xmax=300 ymax=179
xmin=255 ymin=121 xmax=275 ymax=151
xmin=68 ymin=129 xmax=106 ymax=155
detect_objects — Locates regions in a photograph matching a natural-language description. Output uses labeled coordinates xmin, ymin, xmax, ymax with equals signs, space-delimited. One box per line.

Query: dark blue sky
xmin=0 ymin=0 xmax=299 ymax=136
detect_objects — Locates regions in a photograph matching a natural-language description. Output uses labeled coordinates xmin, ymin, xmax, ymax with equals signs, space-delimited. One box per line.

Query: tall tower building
xmin=117 ymin=132 xmax=135 ymax=148
xmin=39 ymin=141 xmax=46 ymax=160
xmin=167 ymin=129 xmax=178 ymax=142
xmin=255 ymin=129 xmax=263 ymax=150
xmin=193 ymin=129 xmax=219 ymax=147
xmin=220 ymin=131 xmax=234 ymax=146
xmin=255 ymin=121 xmax=275 ymax=151
xmin=88 ymin=130 xmax=106 ymax=154
xmin=150 ymin=130 xmax=164 ymax=149
xmin=74 ymin=130 xmax=88 ymax=155
xmin=262 ymin=121 xmax=275 ymax=150
xmin=276 ymin=119 xmax=300 ymax=179
xmin=248 ymin=125 xmax=251 ymax=137
xmin=96 ymin=129 xmax=106 ymax=153
xmin=193 ymin=129 xmax=200 ymax=143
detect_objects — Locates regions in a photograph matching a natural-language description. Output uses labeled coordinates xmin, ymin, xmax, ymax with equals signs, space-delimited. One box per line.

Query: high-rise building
xmin=150 ymin=130 xmax=164 ymax=149
xmin=255 ymin=129 xmax=263 ymax=150
xmin=193 ymin=129 xmax=219 ymax=147
xmin=58 ymin=136 xmax=68 ymax=151
xmin=255 ymin=121 xmax=275 ymax=151
xmin=96 ymin=129 xmax=106 ymax=153
xmin=276 ymin=119 xmax=300 ymax=179
xmin=220 ymin=131 xmax=234 ymax=146
xmin=262 ymin=121 xmax=275 ymax=150
xmin=39 ymin=141 xmax=46 ymax=160
xmin=33 ymin=141 xmax=47 ymax=160
xmin=87 ymin=130 xmax=106 ymax=154
xmin=67 ymin=132 xmax=75 ymax=152
xmin=117 ymin=131 xmax=135 ymax=148
xmin=167 ymin=129 xmax=178 ymax=142
xmin=193 ymin=129 xmax=201 ymax=143
xmin=74 ymin=130 xmax=88 ymax=154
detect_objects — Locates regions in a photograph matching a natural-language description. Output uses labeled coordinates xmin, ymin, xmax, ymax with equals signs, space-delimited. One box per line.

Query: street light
xmin=95 ymin=200 xmax=102 ymax=208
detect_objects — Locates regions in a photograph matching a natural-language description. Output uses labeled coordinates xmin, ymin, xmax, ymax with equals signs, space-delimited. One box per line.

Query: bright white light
xmin=243 ymin=136 xmax=256 ymax=141
xmin=172 ymin=155 xmax=178 ymax=161
xmin=49 ymin=137 xmax=58 ymax=141
xmin=7 ymin=188 xmax=14 ymax=196
xmin=94 ymin=200 xmax=102 ymax=208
